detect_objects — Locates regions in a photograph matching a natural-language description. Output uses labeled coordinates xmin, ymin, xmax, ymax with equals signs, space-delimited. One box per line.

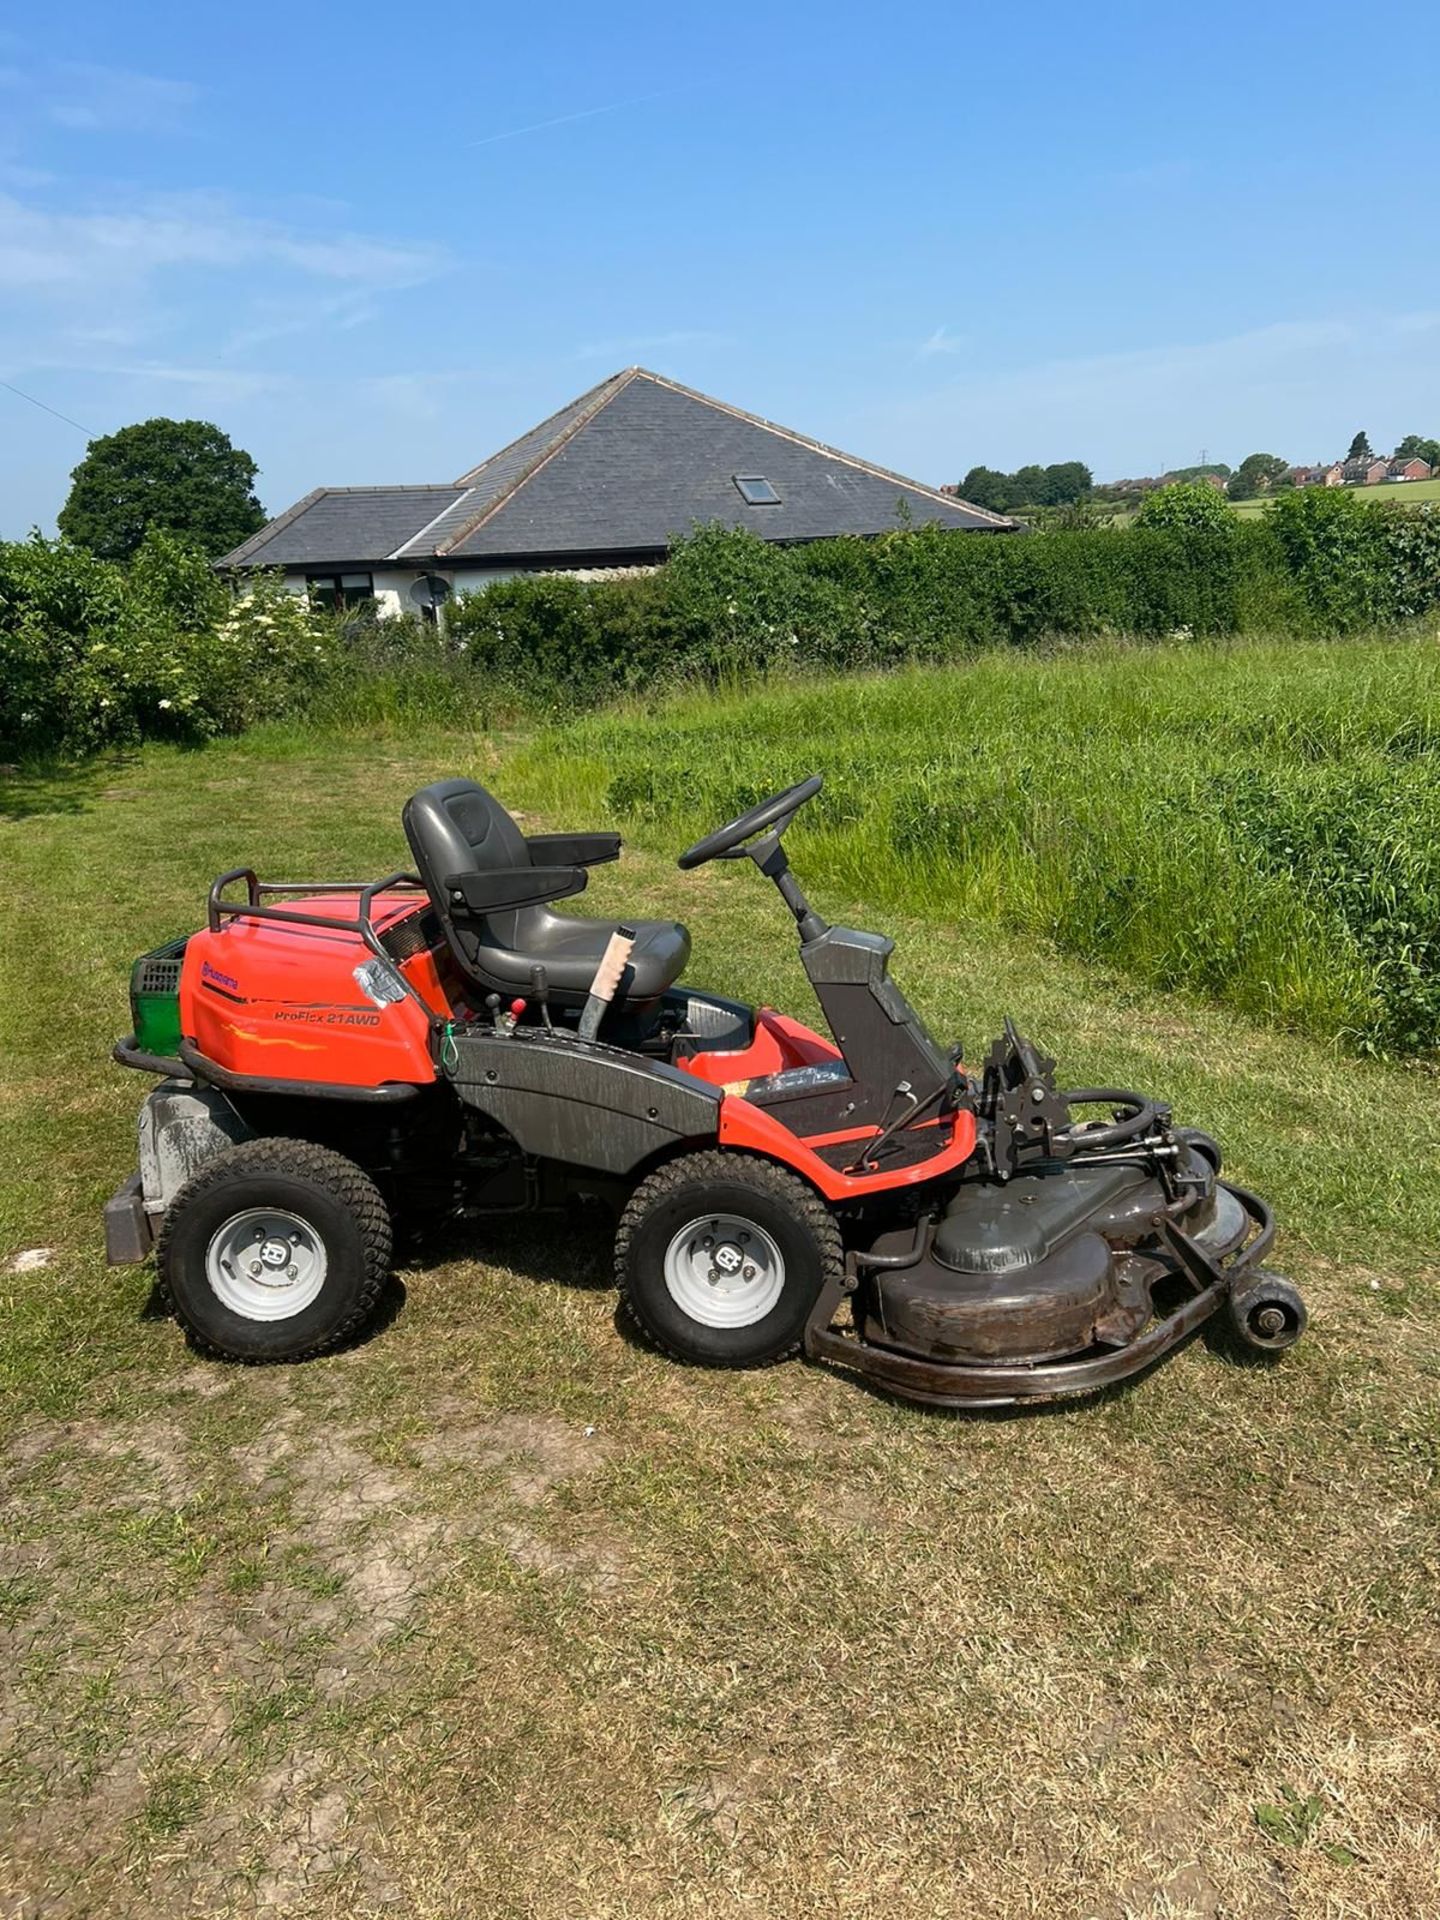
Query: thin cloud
xmin=917 ymin=325 xmax=967 ymax=358
xmin=0 ymin=190 xmax=448 ymax=295
xmin=46 ymin=62 xmax=200 ymax=134
xmin=0 ymin=185 xmax=452 ymax=426
xmin=902 ymin=318 xmax=1365 ymax=423
xmin=79 ymin=362 xmax=286 ymax=399
xmin=466 ymin=85 xmax=697 ymax=149
xmin=221 ymin=292 xmax=382 ymax=356
xmin=872 ymin=311 xmax=1440 ymax=479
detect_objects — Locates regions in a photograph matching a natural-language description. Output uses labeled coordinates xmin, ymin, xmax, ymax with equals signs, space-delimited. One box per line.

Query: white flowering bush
xmin=202 ymin=571 xmax=340 ymax=729
xmin=0 ymin=533 xmax=339 ymax=755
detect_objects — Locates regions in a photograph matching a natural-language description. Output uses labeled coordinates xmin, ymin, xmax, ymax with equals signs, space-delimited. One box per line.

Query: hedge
xmin=6 ymin=485 xmax=1440 ymax=754
xmin=443 ymin=491 xmax=1440 ymax=710
xmin=0 ymin=531 xmax=339 ymax=754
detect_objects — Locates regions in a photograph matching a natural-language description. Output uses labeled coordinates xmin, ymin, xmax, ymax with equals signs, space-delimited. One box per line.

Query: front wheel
xmin=156 ymin=1137 xmax=393 ymax=1361
xmin=616 ymin=1151 xmax=842 ymax=1367
xmin=1226 ymin=1272 xmax=1307 ymax=1355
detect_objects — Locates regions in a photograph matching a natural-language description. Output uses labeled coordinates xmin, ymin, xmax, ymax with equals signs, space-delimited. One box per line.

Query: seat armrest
xmin=445 ymin=866 xmax=588 ymax=914
xmin=525 ymin=832 xmax=621 ymax=868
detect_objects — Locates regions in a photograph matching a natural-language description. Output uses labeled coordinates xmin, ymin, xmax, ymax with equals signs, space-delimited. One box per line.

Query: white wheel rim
xmin=204 ymin=1207 xmax=328 ymax=1321
xmin=662 ymin=1212 xmax=786 ymax=1329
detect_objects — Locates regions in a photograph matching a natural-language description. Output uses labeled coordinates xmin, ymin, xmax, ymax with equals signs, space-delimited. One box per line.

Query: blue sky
xmin=3 ymin=0 xmax=1439 ymax=534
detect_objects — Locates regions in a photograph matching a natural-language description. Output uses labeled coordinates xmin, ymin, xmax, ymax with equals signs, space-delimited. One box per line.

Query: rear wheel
xmin=156 ymin=1138 xmax=392 ymax=1361
xmin=616 ymin=1152 xmax=842 ymax=1367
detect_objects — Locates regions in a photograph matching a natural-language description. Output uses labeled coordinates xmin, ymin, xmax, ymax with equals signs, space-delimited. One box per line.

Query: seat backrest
xmin=403 ymin=777 xmax=535 ymax=953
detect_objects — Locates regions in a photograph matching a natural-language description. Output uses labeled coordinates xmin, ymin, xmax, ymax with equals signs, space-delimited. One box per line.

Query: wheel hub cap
xmin=205 ymin=1207 xmax=328 ymax=1321
xmin=663 ymin=1213 xmax=785 ymax=1329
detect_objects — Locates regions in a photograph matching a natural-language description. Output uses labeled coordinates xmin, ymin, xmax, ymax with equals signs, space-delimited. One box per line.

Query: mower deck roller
xmin=106 ymin=773 xmax=1304 ymax=1405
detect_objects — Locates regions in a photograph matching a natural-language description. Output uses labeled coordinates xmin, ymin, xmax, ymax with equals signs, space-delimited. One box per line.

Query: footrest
xmin=104 ymin=1172 xmax=154 ymax=1266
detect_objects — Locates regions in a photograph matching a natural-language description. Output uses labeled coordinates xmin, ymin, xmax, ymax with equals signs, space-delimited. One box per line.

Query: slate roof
xmin=220 ymin=485 xmax=467 ymax=568
xmin=219 ymin=369 xmax=1014 ymax=569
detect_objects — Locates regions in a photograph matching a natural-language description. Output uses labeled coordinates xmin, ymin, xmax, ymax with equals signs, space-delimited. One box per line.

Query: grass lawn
xmin=2 ymin=719 xmax=1438 ymax=1918
xmin=507 ymin=634 xmax=1440 ymax=1057
xmin=1229 ymin=477 xmax=1440 ymax=517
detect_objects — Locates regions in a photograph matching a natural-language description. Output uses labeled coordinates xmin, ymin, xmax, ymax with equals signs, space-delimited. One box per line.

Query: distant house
xmin=1290 ymin=466 xmax=1327 ymax=488
xmin=1387 ymin=456 xmax=1433 ymax=482
xmin=219 ymin=368 xmax=1016 ymax=615
xmin=1342 ymin=457 xmax=1389 ymax=486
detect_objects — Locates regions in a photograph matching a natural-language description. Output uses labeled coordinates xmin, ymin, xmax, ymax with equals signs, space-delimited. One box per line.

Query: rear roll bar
xmin=206 ymin=868 xmax=423 ymax=932
xmin=204 ymin=869 xmax=437 ymax=1022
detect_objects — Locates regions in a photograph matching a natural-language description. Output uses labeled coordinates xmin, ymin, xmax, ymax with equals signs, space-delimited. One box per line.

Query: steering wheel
xmin=677 ymin=775 xmax=823 ymax=870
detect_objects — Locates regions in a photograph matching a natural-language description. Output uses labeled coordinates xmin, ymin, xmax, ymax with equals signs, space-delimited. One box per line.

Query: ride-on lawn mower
xmin=105 ymin=775 xmax=1305 ymax=1406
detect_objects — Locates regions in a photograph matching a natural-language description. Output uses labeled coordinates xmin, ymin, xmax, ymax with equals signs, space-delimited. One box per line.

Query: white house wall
xmin=279 ymin=567 xmax=522 ymax=616
xmin=272 ymin=561 xmax=659 ymax=614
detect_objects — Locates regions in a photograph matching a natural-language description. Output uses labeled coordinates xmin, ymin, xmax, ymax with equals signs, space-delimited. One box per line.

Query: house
xmin=1386 ymin=456 xmax=1433 ymax=482
xmin=1342 ymin=457 xmax=1389 ymax=486
xmin=1289 ymin=465 xmax=1338 ymax=489
xmin=219 ymin=368 xmax=1016 ymax=614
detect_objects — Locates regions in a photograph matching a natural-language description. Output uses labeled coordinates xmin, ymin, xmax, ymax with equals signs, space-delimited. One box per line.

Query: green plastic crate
xmin=129 ymin=938 xmax=188 ymax=1057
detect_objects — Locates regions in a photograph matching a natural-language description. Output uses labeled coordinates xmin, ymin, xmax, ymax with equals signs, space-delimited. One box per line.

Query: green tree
xmin=1394 ymin=433 xmax=1440 ymax=469
xmin=1134 ymin=481 xmax=1236 ymax=534
xmin=1010 ymin=463 xmax=1048 ymax=507
xmin=1041 ymin=460 xmax=1093 ymax=505
xmin=1346 ymin=430 xmax=1373 ymax=464
xmin=958 ymin=466 xmax=1013 ymax=513
xmin=58 ymin=417 xmax=265 ymax=562
xmin=1228 ymin=453 xmax=1291 ymax=501
xmin=1164 ymin=463 xmax=1232 ymax=484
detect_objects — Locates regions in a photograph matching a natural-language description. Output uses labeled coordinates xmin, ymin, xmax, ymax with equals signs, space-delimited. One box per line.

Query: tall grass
xmin=507 ymin=630 xmax=1440 ymax=1055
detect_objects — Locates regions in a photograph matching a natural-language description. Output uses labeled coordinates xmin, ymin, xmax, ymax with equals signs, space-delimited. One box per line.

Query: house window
xmin=306 ymin=571 xmax=375 ymax=611
xmin=733 ymin=475 xmax=781 ymax=506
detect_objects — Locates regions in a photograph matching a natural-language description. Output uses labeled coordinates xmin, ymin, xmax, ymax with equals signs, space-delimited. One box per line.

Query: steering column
xmin=676 ymin=775 xmax=828 ymax=943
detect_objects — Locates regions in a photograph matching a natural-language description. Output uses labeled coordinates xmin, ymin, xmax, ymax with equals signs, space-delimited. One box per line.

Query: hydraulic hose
xmin=1057 ymin=1088 xmax=1157 ymax=1154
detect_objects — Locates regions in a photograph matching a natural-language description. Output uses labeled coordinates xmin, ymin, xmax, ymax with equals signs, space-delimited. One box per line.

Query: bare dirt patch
xmin=413 ymin=1407 xmax=613 ymax=1502
xmin=0 ymin=1387 xmax=620 ymax=1918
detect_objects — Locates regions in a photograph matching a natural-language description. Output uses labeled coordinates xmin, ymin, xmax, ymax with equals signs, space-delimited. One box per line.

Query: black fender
xmin=444 ymin=1029 xmax=721 ymax=1176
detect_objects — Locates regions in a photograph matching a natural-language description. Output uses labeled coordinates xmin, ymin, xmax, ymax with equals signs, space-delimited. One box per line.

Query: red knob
xmin=509 ymin=998 xmax=527 ymax=1018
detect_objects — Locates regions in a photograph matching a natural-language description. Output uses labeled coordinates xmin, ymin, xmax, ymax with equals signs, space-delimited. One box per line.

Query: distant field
xmin=1092 ymin=477 xmax=1440 ymax=525
xmin=1229 ymin=476 xmax=1440 ymax=517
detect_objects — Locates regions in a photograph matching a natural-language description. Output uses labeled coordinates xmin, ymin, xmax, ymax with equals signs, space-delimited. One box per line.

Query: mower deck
xmin=806 ymin=1179 xmax=1276 ymax=1406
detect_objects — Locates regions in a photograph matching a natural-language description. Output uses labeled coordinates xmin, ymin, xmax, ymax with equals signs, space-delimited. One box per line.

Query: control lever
xmin=578 ymin=927 xmax=635 ymax=1042
xmin=529 ymin=963 xmax=553 ymax=1030
xmin=842 ymin=1078 xmax=949 ymax=1175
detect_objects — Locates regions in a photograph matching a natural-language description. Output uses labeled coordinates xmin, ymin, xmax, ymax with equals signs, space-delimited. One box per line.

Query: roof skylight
xmin=733 ymin=475 xmax=781 ymax=506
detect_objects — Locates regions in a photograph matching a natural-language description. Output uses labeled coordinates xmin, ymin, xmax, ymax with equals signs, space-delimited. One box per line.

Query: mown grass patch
xmin=1 ymin=719 xmax=1438 ymax=1917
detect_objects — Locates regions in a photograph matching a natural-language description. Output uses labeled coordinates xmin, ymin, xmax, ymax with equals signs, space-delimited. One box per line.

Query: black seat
xmin=402 ymin=778 xmax=691 ymax=1009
